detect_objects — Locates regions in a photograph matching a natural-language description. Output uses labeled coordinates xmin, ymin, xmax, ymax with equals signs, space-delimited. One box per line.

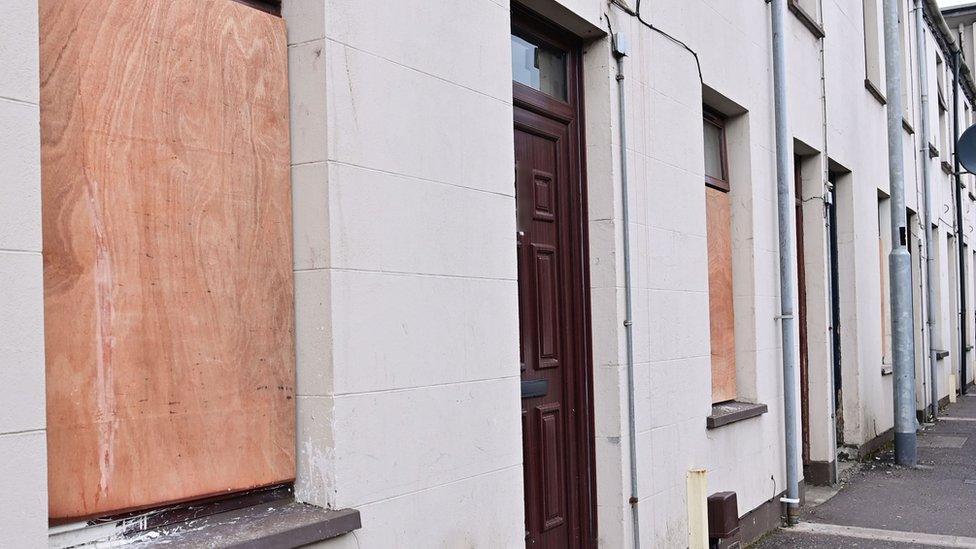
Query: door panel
xmin=539 ymin=402 xmax=566 ymax=530
xmin=41 ymin=0 xmax=294 ymax=520
xmin=516 ymin=113 xmax=573 ymax=548
xmin=534 ymin=244 xmax=561 ymax=369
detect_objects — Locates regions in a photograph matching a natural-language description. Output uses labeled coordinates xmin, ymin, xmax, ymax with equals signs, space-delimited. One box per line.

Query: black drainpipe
xmin=953 ymin=49 xmax=968 ymax=395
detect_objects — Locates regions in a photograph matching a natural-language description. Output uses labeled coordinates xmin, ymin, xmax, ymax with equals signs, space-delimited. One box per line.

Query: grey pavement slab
xmin=753 ymin=530 xmax=932 ymax=548
xmin=751 ymin=396 xmax=976 ymax=547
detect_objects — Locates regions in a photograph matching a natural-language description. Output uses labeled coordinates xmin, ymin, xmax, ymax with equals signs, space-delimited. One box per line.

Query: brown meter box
xmin=707 ymin=491 xmax=740 ymax=539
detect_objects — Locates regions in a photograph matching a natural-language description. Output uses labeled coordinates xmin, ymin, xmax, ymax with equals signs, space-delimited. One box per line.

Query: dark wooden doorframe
xmin=826 ymin=172 xmax=843 ymax=445
xmin=513 ymin=7 xmax=597 ymax=548
xmin=794 ymin=156 xmax=810 ymax=466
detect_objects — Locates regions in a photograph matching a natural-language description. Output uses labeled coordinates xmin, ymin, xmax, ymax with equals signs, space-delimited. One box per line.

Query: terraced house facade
xmin=3 ymin=0 xmax=976 ymax=547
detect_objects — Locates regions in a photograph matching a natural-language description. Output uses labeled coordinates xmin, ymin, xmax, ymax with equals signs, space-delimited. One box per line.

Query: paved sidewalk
xmin=754 ymin=395 xmax=976 ymax=548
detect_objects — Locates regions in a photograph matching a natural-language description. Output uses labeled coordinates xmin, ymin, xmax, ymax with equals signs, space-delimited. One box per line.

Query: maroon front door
xmin=512 ymin=10 xmax=595 ymax=548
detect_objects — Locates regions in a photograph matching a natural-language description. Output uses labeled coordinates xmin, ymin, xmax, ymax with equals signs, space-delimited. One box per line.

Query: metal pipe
xmin=953 ymin=44 xmax=968 ymax=396
xmin=883 ymin=0 xmax=919 ymax=466
xmin=612 ymin=33 xmax=641 ymax=549
xmin=770 ymin=0 xmax=801 ymax=523
xmin=915 ymin=0 xmax=939 ymax=420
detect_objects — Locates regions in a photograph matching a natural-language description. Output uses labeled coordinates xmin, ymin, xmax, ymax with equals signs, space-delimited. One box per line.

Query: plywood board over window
xmin=706 ymin=188 xmax=736 ymax=403
xmin=703 ymin=110 xmax=737 ymax=403
xmin=40 ymin=0 xmax=295 ymax=520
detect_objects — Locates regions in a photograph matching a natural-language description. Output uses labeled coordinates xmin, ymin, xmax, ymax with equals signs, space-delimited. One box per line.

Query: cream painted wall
xmin=591 ymin=3 xmax=799 ymax=546
xmin=283 ymin=0 xmax=525 ymax=547
xmin=927 ymin=13 xmax=976 ymax=399
xmin=297 ymin=0 xmax=976 ymax=546
xmin=565 ymin=0 xmax=975 ymax=546
xmin=0 ymin=0 xmax=47 ymax=546
xmin=5 ymin=0 xmax=976 ymax=547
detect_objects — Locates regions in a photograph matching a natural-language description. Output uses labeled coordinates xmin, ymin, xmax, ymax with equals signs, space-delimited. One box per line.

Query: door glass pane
xmin=703 ymin=121 xmax=725 ymax=181
xmin=511 ymin=33 xmax=567 ymax=101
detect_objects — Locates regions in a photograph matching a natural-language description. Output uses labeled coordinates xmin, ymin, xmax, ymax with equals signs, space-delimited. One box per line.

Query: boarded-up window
xmin=938 ymin=54 xmax=949 ymax=159
xmin=863 ymin=0 xmax=885 ymax=99
xmin=879 ymin=198 xmax=892 ymax=366
xmin=898 ymin=0 xmax=911 ymax=120
xmin=41 ymin=0 xmax=295 ymax=520
xmin=704 ymin=111 xmax=736 ymax=403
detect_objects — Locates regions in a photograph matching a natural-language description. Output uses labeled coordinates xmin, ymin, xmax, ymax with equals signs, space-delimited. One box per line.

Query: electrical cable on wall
xmin=609 ymin=0 xmax=703 ymax=84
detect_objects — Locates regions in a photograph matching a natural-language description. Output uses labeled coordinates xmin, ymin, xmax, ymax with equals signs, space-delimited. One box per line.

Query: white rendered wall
xmin=0 ymin=1 xmax=47 ymax=546
xmin=189 ymin=3 xmax=976 ymax=546
xmin=593 ymin=2 xmax=803 ymax=546
xmin=281 ymin=0 xmax=976 ymax=547
xmin=282 ymin=0 xmax=525 ymax=546
xmin=583 ymin=0 xmax=976 ymax=546
xmin=8 ymin=1 xmax=976 ymax=547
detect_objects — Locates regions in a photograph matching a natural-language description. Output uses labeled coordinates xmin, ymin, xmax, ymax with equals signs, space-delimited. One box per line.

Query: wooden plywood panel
xmin=706 ymin=187 xmax=737 ymax=403
xmin=41 ymin=0 xmax=295 ymax=520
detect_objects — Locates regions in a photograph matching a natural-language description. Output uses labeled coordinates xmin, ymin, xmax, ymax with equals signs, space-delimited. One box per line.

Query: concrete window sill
xmin=902 ymin=117 xmax=915 ymax=135
xmin=788 ymin=0 xmax=825 ymax=38
xmin=49 ymin=486 xmax=360 ymax=549
xmin=133 ymin=501 xmax=360 ymax=548
xmin=706 ymin=401 xmax=768 ymax=429
xmin=865 ymin=78 xmax=887 ymax=105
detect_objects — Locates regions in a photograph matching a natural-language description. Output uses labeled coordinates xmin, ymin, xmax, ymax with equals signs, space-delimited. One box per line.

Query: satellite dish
xmin=957 ymin=123 xmax=976 ymax=174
